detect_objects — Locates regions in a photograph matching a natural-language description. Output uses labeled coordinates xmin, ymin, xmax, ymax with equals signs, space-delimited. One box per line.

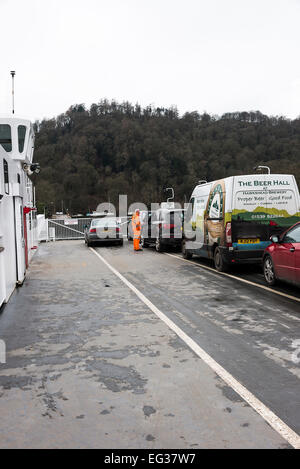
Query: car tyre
xmin=214 ymin=247 xmax=229 ymax=272
xmin=263 ymin=255 xmax=277 ymax=286
xmin=155 ymin=237 xmax=164 ymax=253
xmin=182 ymin=240 xmax=193 ymax=259
xmin=141 ymin=237 xmax=148 ymax=248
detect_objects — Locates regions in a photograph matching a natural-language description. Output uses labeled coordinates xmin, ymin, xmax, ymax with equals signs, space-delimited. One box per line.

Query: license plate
xmin=238 ymin=238 xmax=260 ymax=244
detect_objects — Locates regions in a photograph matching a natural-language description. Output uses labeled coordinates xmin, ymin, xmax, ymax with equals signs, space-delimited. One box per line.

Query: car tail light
xmin=163 ymin=224 xmax=175 ymax=230
xmin=116 ymin=227 xmax=120 ymax=233
xmin=269 ymin=220 xmax=278 ymax=226
xmin=225 ymin=222 xmax=232 ymax=247
xmin=90 ymin=228 xmax=96 ymax=233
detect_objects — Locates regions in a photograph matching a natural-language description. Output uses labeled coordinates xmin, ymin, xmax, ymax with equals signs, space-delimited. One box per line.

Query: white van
xmin=183 ymin=174 xmax=300 ymax=271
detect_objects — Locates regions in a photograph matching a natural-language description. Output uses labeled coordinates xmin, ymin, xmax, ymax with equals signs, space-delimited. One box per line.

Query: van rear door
xmin=232 ymin=176 xmax=270 ymax=256
xmin=232 ymin=174 xmax=300 ymax=260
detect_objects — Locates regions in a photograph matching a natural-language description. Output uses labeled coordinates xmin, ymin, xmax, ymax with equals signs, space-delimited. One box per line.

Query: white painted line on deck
xmin=90 ymin=247 xmax=300 ymax=449
xmin=165 ymin=253 xmax=300 ymax=304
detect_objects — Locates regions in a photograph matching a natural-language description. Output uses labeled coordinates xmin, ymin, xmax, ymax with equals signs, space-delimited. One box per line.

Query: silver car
xmin=85 ymin=218 xmax=123 ymax=247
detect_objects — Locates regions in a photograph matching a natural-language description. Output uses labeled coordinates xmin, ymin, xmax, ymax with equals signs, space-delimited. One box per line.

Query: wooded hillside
xmin=33 ymin=100 xmax=300 ymax=215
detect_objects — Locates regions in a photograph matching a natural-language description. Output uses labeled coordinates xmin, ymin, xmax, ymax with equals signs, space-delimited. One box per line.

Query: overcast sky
xmin=1 ymin=0 xmax=300 ymax=121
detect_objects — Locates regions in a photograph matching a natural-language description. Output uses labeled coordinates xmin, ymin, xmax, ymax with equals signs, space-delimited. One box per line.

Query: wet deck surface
xmin=0 ymin=240 xmax=299 ymax=448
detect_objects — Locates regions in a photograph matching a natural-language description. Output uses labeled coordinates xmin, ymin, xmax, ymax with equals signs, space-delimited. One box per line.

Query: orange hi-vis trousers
xmin=132 ymin=215 xmax=141 ymax=251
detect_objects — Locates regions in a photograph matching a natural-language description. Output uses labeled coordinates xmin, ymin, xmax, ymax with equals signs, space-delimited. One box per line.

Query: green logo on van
xmin=208 ymin=184 xmax=223 ymax=219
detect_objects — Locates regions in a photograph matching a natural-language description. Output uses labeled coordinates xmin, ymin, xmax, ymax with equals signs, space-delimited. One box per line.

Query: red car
xmin=263 ymin=222 xmax=300 ymax=287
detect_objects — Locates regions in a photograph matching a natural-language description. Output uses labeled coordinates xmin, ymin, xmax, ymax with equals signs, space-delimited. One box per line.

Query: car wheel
xmin=214 ymin=247 xmax=229 ymax=272
xmin=263 ymin=255 xmax=276 ymax=286
xmin=155 ymin=237 xmax=164 ymax=253
xmin=141 ymin=237 xmax=148 ymax=248
xmin=182 ymin=240 xmax=193 ymax=259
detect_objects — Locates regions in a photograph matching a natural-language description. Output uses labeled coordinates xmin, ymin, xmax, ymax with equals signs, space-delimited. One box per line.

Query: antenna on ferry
xmin=165 ymin=187 xmax=175 ymax=203
xmin=253 ymin=165 xmax=271 ymax=174
xmin=10 ymin=71 xmax=16 ymax=115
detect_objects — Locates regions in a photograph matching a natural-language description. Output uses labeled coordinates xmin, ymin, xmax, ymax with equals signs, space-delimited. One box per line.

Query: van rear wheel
xmin=214 ymin=247 xmax=229 ymax=272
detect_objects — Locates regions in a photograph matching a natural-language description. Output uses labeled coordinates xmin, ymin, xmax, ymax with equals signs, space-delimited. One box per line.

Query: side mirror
xmin=270 ymin=235 xmax=279 ymax=243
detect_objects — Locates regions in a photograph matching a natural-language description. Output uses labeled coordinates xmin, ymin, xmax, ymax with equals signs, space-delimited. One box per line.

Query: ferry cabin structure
xmin=0 ymin=118 xmax=37 ymax=307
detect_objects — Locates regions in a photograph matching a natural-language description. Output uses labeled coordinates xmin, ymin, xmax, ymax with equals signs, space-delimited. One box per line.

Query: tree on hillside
xmin=33 ymin=101 xmax=300 ymax=215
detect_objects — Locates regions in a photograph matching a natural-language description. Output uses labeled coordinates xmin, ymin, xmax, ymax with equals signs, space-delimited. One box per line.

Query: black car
xmin=141 ymin=209 xmax=184 ymax=252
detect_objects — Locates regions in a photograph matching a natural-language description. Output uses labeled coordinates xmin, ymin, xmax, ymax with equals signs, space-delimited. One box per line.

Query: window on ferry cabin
xmin=3 ymin=159 xmax=9 ymax=194
xmin=0 ymin=125 xmax=12 ymax=152
xmin=18 ymin=126 xmax=27 ymax=153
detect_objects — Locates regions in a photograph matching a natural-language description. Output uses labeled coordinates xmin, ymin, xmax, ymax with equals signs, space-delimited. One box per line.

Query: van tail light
xmin=225 ymin=222 xmax=232 ymax=247
xmin=116 ymin=227 xmax=120 ymax=233
xmin=90 ymin=228 xmax=96 ymax=233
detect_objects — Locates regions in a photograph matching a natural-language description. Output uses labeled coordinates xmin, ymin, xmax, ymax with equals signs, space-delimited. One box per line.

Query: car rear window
xmin=164 ymin=211 xmax=183 ymax=225
xmin=92 ymin=218 xmax=118 ymax=227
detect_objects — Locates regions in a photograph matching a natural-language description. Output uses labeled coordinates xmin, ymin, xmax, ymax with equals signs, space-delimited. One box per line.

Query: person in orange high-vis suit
xmin=132 ymin=209 xmax=143 ymax=251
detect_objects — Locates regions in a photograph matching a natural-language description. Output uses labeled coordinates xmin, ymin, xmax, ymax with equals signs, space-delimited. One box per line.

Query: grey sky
xmin=1 ymin=0 xmax=300 ymax=121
